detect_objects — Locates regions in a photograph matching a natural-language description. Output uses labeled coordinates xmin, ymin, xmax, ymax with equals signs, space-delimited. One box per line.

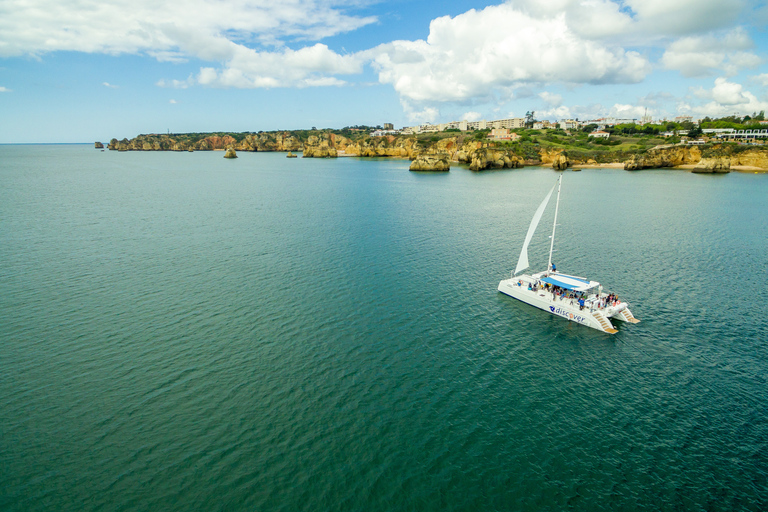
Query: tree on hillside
xmin=525 ymin=111 xmax=536 ymax=127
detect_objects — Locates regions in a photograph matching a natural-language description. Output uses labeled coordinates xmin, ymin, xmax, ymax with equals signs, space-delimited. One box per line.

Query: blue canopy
xmin=540 ymin=273 xmax=597 ymax=292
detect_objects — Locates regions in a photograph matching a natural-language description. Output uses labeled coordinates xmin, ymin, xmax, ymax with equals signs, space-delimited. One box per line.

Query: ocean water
xmin=1 ymin=144 xmax=767 ymax=511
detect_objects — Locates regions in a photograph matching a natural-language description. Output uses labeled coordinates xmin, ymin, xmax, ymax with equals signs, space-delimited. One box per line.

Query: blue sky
xmin=2 ymin=0 xmax=768 ymax=142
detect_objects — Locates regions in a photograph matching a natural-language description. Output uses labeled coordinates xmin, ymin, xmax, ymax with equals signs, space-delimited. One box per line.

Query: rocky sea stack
xmin=692 ymin=157 xmax=730 ymax=173
xmin=224 ymin=147 xmax=237 ymax=159
xmin=552 ymin=154 xmax=569 ymax=170
xmin=409 ymin=154 xmax=450 ymax=172
xmin=101 ymin=130 xmax=768 ymax=172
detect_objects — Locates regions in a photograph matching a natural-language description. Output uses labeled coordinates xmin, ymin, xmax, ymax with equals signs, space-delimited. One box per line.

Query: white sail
xmin=514 ymin=181 xmax=557 ymax=275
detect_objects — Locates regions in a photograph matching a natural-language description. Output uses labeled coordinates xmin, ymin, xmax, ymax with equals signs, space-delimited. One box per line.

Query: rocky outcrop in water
xmin=469 ymin=148 xmax=524 ymax=171
xmin=224 ymin=147 xmax=237 ymax=159
xmin=102 ymin=132 xmax=768 ymax=172
xmin=624 ymin=146 xmax=701 ymax=170
xmin=552 ymin=154 xmax=569 ymax=170
xmin=302 ymin=134 xmax=339 ymax=158
xmin=692 ymin=157 xmax=730 ymax=173
xmin=95 ymin=142 xmax=103 ymax=149
xmin=409 ymin=154 xmax=450 ymax=172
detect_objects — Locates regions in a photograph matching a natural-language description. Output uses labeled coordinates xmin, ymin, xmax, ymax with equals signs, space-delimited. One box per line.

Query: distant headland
xmin=99 ymin=119 xmax=768 ymax=173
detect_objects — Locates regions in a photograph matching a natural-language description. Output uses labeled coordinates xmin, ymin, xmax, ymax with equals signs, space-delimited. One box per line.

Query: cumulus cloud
xmin=751 ymin=73 xmax=768 ymax=86
xmin=661 ymin=28 xmax=760 ymax=77
xmin=691 ymin=77 xmax=768 ymax=117
xmin=368 ymin=4 xmax=651 ymax=104
xmin=623 ymin=0 xmax=744 ymax=36
xmin=400 ymin=101 xmax=439 ymax=124
xmin=539 ymin=106 xmax=572 ymax=119
xmin=539 ymin=102 xmax=650 ymax=121
xmin=462 ymin=111 xmax=483 ymax=122
xmin=1 ymin=0 xmax=764 ymax=123
xmin=187 ymin=44 xmax=362 ymax=88
xmin=0 ymin=0 xmax=377 ymax=58
xmin=0 ymin=0 xmax=374 ymax=88
xmin=156 ymin=78 xmax=191 ymax=89
xmin=539 ymin=92 xmax=563 ymax=107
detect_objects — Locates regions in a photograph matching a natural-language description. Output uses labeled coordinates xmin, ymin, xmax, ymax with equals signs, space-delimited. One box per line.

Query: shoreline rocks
xmin=692 ymin=157 xmax=730 ymax=173
xmin=552 ymin=154 xmax=569 ymax=170
xmin=101 ymin=132 xmax=768 ymax=171
xmin=409 ymin=155 xmax=450 ymax=172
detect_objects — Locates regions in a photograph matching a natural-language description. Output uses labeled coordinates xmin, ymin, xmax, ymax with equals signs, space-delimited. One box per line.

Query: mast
xmin=547 ymin=175 xmax=562 ymax=273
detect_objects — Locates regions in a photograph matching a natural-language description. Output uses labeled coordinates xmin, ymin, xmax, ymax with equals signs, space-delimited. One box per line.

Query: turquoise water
xmin=1 ymin=145 xmax=767 ymax=511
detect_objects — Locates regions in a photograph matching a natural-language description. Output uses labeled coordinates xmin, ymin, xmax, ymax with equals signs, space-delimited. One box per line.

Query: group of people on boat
xmin=519 ymin=279 xmax=621 ymax=311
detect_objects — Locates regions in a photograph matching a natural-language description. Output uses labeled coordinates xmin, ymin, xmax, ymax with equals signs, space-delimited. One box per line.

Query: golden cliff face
xmin=105 ymin=132 xmax=768 ymax=170
xmin=624 ymin=146 xmax=702 ymax=170
xmin=731 ymin=149 xmax=768 ymax=168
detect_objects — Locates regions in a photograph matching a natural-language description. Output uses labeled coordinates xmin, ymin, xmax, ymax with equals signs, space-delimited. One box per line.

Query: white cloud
xmin=0 ymin=0 xmax=377 ymax=58
xmin=186 ymin=44 xmax=362 ymax=88
xmin=169 ymin=99 xmax=177 ymax=104
xmin=462 ymin=111 xmax=482 ymax=122
xmin=609 ymin=103 xmax=646 ymax=119
xmin=624 ymin=0 xmax=744 ymax=36
xmin=401 ymin=101 xmax=439 ymax=124
xmin=156 ymin=78 xmax=191 ymax=89
xmin=368 ymin=4 xmax=651 ymax=104
xmin=0 ymin=0 xmax=373 ymax=89
xmin=509 ymin=0 xmax=745 ymax=42
xmin=751 ymin=73 xmax=768 ymax=86
xmin=0 ymin=86 xmax=10 ymax=92
xmin=2 ymin=0 xmax=765 ymax=125
xmin=691 ymin=77 xmax=768 ymax=117
xmin=102 ymin=82 xmax=118 ymax=88
xmin=539 ymin=92 xmax=563 ymax=107
xmin=661 ymin=28 xmax=760 ymax=77
xmin=539 ymin=106 xmax=572 ymax=119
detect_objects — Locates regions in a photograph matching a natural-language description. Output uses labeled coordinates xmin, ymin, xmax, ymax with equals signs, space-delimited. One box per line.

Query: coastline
xmin=97 ymin=132 xmax=768 ymax=172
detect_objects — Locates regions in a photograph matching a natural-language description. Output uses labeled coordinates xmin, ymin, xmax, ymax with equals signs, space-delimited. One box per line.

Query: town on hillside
xmin=370 ymin=112 xmax=768 ymax=145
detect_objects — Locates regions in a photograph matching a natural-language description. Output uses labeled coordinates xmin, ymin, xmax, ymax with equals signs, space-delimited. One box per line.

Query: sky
xmin=1 ymin=0 xmax=768 ymax=142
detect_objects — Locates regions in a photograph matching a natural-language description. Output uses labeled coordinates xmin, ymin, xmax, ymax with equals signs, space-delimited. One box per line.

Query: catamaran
xmin=497 ymin=175 xmax=639 ymax=333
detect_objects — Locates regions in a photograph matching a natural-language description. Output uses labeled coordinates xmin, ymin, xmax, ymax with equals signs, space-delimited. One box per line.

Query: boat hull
xmin=498 ymin=278 xmax=619 ymax=333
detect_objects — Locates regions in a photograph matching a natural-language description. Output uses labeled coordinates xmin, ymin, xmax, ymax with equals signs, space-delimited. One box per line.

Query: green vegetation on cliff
xmin=103 ymin=115 xmax=768 ymax=171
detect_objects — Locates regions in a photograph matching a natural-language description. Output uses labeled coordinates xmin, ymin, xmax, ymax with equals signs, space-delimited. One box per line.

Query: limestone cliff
xmin=302 ymin=134 xmax=338 ymax=158
xmin=103 ymin=132 xmax=768 ymax=171
xmin=692 ymin=157 xmax=730 ymax=173
xmin=624 ymin=146 xmax=701 ymax=170
xmin=552 ymin=154 xmax=569 ymax=170
xmin=410 ymin=154 xmax=450 ymax=172
xmin=725 ymin=148 xmax=768 ymax=168
xmin=469 ymin=148 xmax=524 ymax=171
